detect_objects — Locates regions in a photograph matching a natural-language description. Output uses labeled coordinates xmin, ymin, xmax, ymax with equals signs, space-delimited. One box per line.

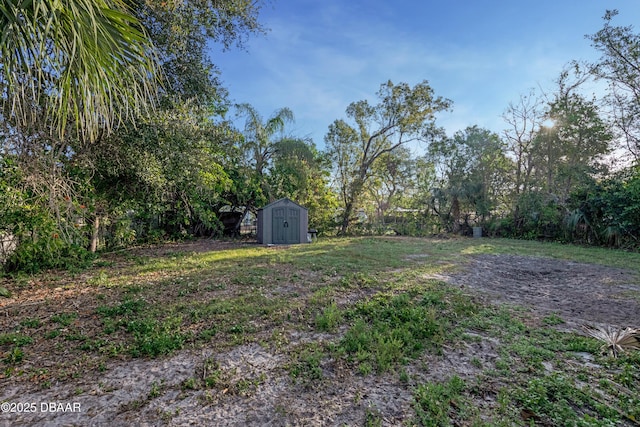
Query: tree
xmin=532 ymin=73 xmax=612 ymax=201
xmin=427 ymin=126 xmax=511 ymax=231
xmin=0 ymin=0 xmax=159 ymax=141
xmin=500 ymin=67 xmax=612 ymax=238
xmin=587 ymin=10 xmax=640 ymax=161
xmin=133 ymin=0 xmax=266 ymax=105
xmin=268 ymin=138 xmax=338 ymax=232
xmin=366 ymin=147 xmax=415 ymax=223
xmin=325 ymin=80 xmax=451 ymax=234
xmin=237 ymin=104 xmax=294 ymax=179
xmin=235 ymin=104 xmax=295 ymax=205
xmin=78 ymin=1 xmax=268 ymax=243
xmin=82 ymin=102 xmax=234 ymax=247
xmin=502 ymin=91 xmax=544 ymax=200
xmin=0 ymin=0 xmax=268 ymax=268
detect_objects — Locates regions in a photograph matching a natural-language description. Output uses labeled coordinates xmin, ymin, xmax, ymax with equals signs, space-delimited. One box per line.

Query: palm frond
xmin=583 ymin=324 xmax=640 ymax=357
xmin=0 ymin=0 xmax=160 ymax=140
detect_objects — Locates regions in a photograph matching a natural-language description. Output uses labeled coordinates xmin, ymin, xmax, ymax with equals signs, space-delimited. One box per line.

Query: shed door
xmin=287 ymin=207 xmax=299 ymax=243
xmin=272 ymin=206 xmax=299 ymax=244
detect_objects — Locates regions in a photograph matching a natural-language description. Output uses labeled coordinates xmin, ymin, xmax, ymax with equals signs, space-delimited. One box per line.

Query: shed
xmin=257 ymin=198 xmax=309 ymax=244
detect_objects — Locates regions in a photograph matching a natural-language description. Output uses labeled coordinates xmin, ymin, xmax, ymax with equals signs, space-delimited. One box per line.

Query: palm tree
xmin=0 ymin=0 xmax=159 ymax=140
xmin=237 ymin=103 xmax=294 ymax=179
xmin=229 ymin=104 xmax=294 ymax=233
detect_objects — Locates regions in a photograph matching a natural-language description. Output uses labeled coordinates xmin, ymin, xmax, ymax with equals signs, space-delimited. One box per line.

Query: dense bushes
xmin=468 ymin=167 xmax=640 ymax=248
xmin=564 ymin=167 xmax=640 ymax=247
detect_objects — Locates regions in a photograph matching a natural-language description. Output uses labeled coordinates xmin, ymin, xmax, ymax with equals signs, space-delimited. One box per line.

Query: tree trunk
xmin=451 ymin=196 xmax=460 ymax=233
xmin=339 ymin=201 xmax=353 ymax=235
xmin=90 ymin=215 xmax=100 ymax=253
xmin=339 ymin=178 xmax=364 ymax=235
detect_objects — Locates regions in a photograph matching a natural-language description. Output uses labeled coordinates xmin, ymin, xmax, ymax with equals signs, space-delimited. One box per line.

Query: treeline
xmin=1 ymin=4 xmax=639 ymax=273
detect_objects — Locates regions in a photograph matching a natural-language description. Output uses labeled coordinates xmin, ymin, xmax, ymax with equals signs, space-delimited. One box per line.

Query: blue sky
xmin=213 ymin=1 xmax=640 ymax=150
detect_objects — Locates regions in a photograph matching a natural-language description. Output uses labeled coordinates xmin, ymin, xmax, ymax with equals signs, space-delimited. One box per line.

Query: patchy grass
xmin=287 ymin=343 xmax=326 ymax=387
xmin=413 ymin=376 xmax=472 ymax=426
xmin=1 ymin=236 xmax=639 ymax=425
xmin=336 ymin=288 xmax=456 ymax=374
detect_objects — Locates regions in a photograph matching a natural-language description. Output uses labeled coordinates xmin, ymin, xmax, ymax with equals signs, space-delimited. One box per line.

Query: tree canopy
xmin=326 ymin=80 xmax=451 ymax=234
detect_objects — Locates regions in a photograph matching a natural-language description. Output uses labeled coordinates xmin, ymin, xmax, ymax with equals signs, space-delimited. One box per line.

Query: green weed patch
xmin=338 ymin=291 xmax=452 ymax=373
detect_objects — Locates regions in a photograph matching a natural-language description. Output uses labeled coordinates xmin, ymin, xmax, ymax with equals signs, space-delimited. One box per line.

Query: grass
xmin=288 ymin=343 xmax=325 ymax=387
xmin=337 ymin=289 xmax=452 ymax=373
xmin=1 ymin=236 xmax=639 ymax=424
xmin=413 ymin=376 xmax=470 ymax=426
xmin=314 ymin=302 xmax=343 ymax=332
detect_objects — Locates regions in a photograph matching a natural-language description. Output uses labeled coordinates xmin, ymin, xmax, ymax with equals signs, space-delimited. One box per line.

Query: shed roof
xmin=258 ymin=197 xmax=307 ymax=211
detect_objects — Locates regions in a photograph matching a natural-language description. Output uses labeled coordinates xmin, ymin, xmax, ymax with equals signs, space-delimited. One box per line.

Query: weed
xmin=102 ymin=319 xmax=118 ymax=335
xmin=315 ymin=302 xmax=343 ymax=332
xmin=159 ymin=409 xmax=179 ymax=422
xmin=64 ymin=332 xmax=87 ymax=342
xmin=199 ymin=327 xmax=218 ymax=342
xmin=50 ymin=312 xmax=77 ymax=327
xmin=289 ymin=344 xmax=325 ymax=386
xmin=399 ymin=368 xmax=410 ymax=383
xmin=181 ymin=377 xmax=198 ymax=390
xmin=340 ymin=292 xmax=443 ymax=373
xmin=274 ymin=404 xmax=288 ymax=416
xmin=614 ymin=363 xmax=638 ymax=388
xmin=3 ymin=347 xmax=25 ymax=364
xmin=97 ymin=298 xmax=146 ymax=317
xmin=514 ymin=373 xmax=619 ymax=425
xmin=0 ymin=333 xmax=33 ymax=347
xmin=413 ymin=376 xmax=466 ymax=426
xmin=364 ymin=406 xmax=383 ymax=427
xmin=19 ymin=318 xmax=41 ymax=329
xmin=202 ymin=357 xmax=223 ymax=389
xmin=88 ymin=270 xmax=110 ymax=286
xmin=93 ymin=260 xmax=114 ymax=268
xmin=148 ymin=381 xmax=163 ymax=399
xmin=234 ymin=376 xmax=264 ymax=397
xmin=542 ymin=313 xmax=565 ymax=325
xmin=339 ymin=272 xmax=375 ymax=289
xmin=309 ymin=285 xmax=334 ymax=307
xmin=127 ymin=316 xmax=186 ymax=357
xmin=494 ymin=358 xmax=511 ymax=374
xmin=358 ymin=362 xmax=373 ymax=376
xmin=508 ymin=338 xmax=555 ymax=370
xmin=45 ymin=330 xmax=61 ymax=339
xmin=120 ymin=399 xmax=144 ymax=412
xmin=124 ymin=284 xmax=143 ymax=294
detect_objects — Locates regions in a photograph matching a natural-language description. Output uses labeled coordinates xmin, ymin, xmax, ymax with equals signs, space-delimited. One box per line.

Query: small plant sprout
xmin=583 ymin=325 xmax=640 ymax=358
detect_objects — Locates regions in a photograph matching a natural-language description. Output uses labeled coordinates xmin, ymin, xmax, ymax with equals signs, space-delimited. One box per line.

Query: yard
xmin=1 ymin=236 xmax=639 ymax=426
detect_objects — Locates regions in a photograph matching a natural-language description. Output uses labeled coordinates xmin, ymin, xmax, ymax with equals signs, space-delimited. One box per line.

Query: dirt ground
xmin=438 ymin=254 xmax=640 ymax=329
xmin=1 ymin=248 xmax=639 ymax=426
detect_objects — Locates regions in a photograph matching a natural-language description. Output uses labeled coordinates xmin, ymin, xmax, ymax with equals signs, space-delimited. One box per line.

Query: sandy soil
xmin=439 ymin=254 xmax=640 ymax=329
xmin=1 ymin=250 xmax=639 ymax=426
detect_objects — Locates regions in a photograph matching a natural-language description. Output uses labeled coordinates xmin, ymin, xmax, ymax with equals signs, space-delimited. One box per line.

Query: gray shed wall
xmin=257 ymin=198 xmax=308 ymax=244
